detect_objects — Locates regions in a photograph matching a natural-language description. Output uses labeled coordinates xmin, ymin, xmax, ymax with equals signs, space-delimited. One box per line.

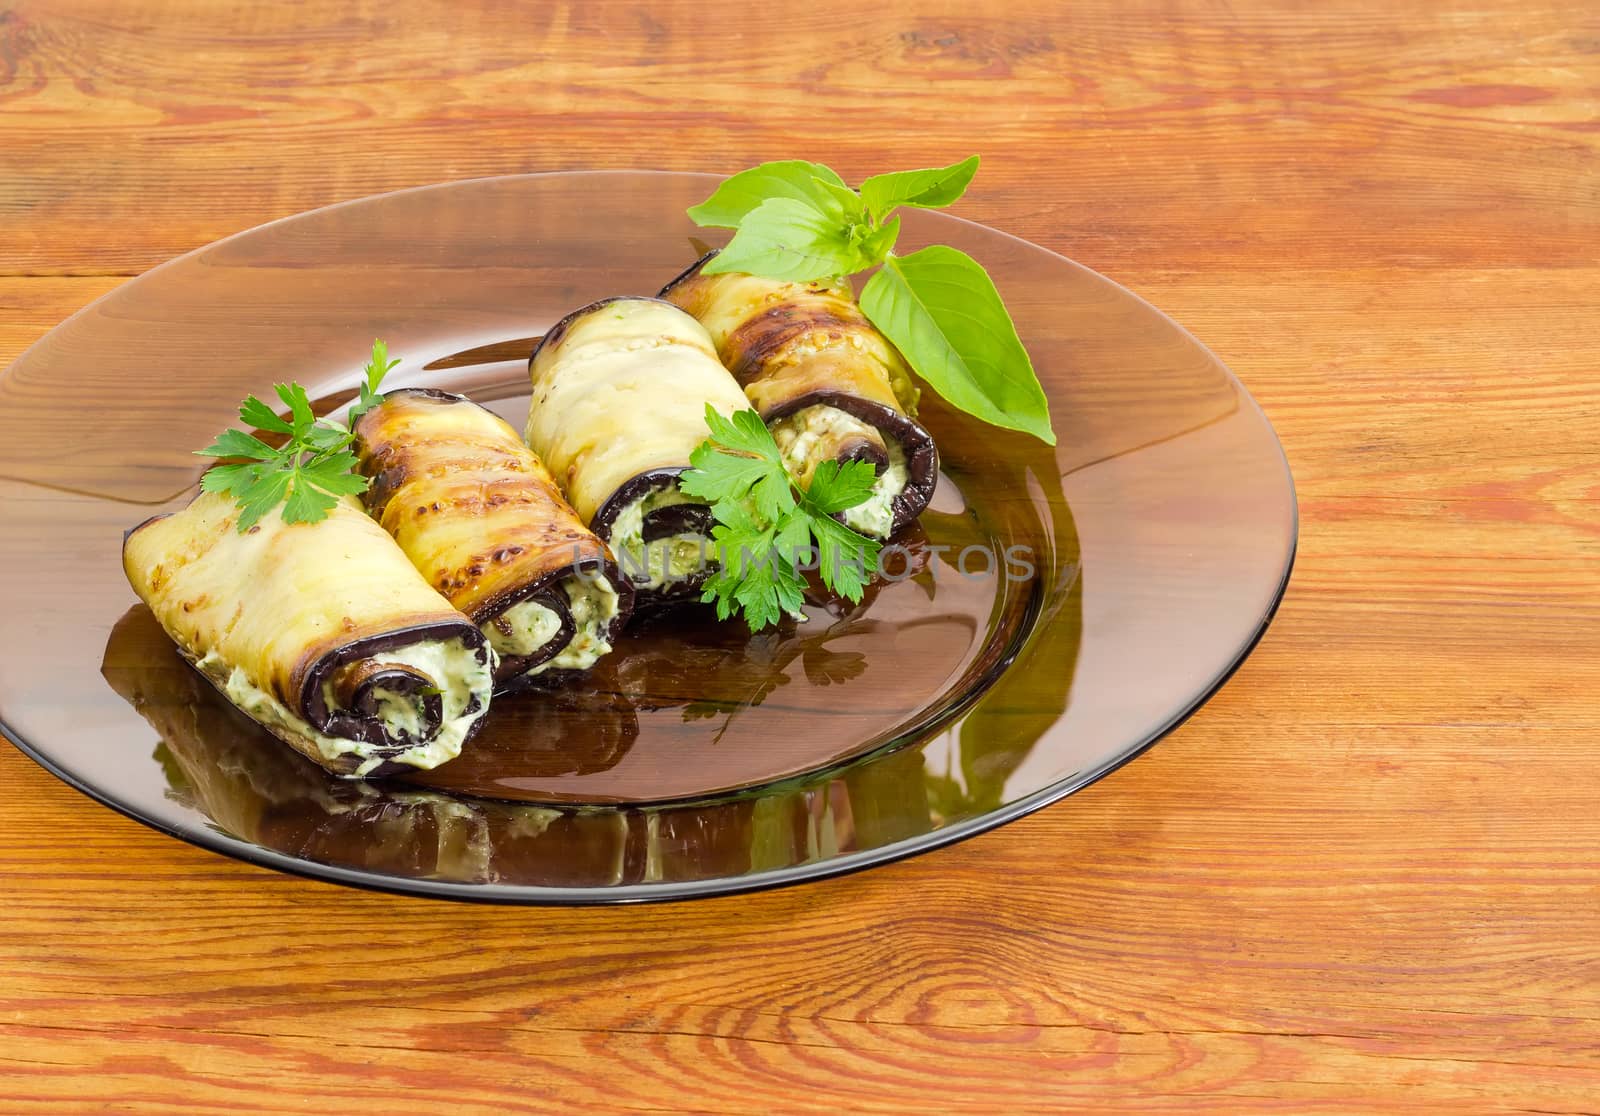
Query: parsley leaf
xmin=238 ymin=395 xmax=292 ymax=434
xmin=681 ymin=404 xmax=883 ymax=631
xmin=351 ymin=338 xmax=401 ymax=424
xmin=811 ymin=515 xmax=876 ymax=603
xmin=194 ymin=339 xmax=398 ymax=532
xmin=197 ymin=428 xmax=278 ymax=461
xmin=804 ymin=458 xmax=881 ymax=515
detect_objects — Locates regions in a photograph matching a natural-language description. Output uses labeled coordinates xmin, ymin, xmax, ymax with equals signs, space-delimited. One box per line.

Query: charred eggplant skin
xmin=352 ymin=388 xmax=632 ymax=685
xmin=122 ymin=491 xmax=494 ymax=776
xmin=659 ymin=252 xmax=939 ymax=534
xmin=525 ymin=297 xmax=752 ymax=602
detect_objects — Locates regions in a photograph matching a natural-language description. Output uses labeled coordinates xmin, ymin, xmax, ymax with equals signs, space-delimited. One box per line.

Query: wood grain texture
xmin=2 ymin=0 xmax=1599 ymax=1111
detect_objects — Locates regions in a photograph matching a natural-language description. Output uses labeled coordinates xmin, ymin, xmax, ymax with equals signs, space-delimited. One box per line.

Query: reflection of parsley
xmin=680 ymin=405 xmax=883 ymax=631
xmin=196 ymin=340 xmax=399 ymax=532
xmin=152 ymin=742 xmax=192 ymax=802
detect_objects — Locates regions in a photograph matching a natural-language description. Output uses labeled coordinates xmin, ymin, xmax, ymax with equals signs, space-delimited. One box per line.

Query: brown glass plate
xmin=0 ymin=172 xmax=1295 ymax=903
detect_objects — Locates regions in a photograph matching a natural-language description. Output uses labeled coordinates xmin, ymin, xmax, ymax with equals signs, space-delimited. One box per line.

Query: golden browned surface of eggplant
xmin=661 ymin=267 xmax=919 ymax=419
xmin=122 ymin=491 xmax=494 ymax=775
xmin=661 ymin=261 xmax=940 ymax=538
xmin=353 ymin=389 xmax=631 ymax=685
xmin=355 ymin=390 xmax=611 ymax=620
xmin=525 ymin=297 xmax=751 ymax=525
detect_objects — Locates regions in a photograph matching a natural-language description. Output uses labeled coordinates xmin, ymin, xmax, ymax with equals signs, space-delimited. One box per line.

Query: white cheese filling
xmin=770 ymin=404 xmax=909 ymax=538
xmin=482 ymin=576 xmax=622 ymax=675
xmin=485 ymin=598 xmax=564 ymax=658
xmin=608 ymin=487 xmax=712 ymax=590
xmin=201 ymin=637 xmax=496 ymax=777
xmin=541 ymin=575 xmax=620 ymax=671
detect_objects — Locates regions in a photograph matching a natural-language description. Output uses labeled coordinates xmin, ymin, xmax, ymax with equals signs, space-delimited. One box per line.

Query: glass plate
xmin=0 ymin=172 xmax=1295 ymax=903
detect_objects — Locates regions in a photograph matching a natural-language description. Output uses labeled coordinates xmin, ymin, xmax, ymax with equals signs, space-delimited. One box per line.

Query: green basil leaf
xmin=856 ymin=214 xmax=900 ymax=267
xmin=701 ymin=197 xmax=863 ymax=282
xmin=687 ymin=160 xmax=847 ymax=229
xmin=859 ymin=155 xmax=980 ymax=224
xmin=860 ymin=245 xmax=1056 ymax=445
xmin=810 ymin=175 xmax=867 ymax=225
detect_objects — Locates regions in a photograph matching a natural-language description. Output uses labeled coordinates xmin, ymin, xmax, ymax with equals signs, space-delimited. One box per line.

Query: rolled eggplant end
xmin=183 ymin=620 xmax=497 ymax=779
xmin=592 ymin=469 xmax=719 ymax=605
xmin=476 ymin=552 xmax=636 ymax=692
xmin=658 ymin=249 xmax=719 ymax=301
xmin=889 ymin=435 xmax=941 ymax=534
xmin=122 ymin=511 xmax=171 ymax=546
xmin=763 ymin=392 xmax=940 ymax=538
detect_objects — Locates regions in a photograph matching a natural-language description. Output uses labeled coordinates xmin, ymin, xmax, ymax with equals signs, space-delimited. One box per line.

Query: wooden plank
xmin=1 ymin=2 xmax=1596 ymax=275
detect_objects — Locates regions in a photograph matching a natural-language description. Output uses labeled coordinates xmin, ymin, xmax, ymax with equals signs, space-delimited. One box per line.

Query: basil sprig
xmin=687 ymin=157 xmax=1055 ymax=445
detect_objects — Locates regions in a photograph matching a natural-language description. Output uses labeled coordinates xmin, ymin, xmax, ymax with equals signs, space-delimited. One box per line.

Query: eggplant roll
xmin=352 ymin=388 xmax=632 ymax=690
xmin=123 ymin=491 xmax=496 ymax=777
xmin=661 ymin=252 xmax=939 ymax=538
xmin=525 ymin=296 xmax=752 ymax=603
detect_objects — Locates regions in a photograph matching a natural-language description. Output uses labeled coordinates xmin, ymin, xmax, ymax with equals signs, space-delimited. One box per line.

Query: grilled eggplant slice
xmin=122 ymin=491 xmax=496 ymax=777
xmin=661 ymin=252 xmax=939 ymax=538
xmin=526 ymin=296 xmax=753 ymax=607
xmin=353 ymin=388 xmax=632 ymax=691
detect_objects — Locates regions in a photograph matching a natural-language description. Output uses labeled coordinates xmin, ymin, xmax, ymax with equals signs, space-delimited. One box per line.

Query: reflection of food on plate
xmin=122 ymin=493 xmax=495 ymax=777
xmin=353 ymin=388 xmax=633 ymax=692
xmin=396 ymin=600 xmax=876 ymax=799
xmin=525 ymin=297 xmax=752 ymax=608
xmin=394 ymin=681 xmax=642 ymax=797
xmin=935 ymin=431 xmax=1083 ymax=820
xmin=608 ymin=529 xmax=937 ymax=724
xmin=102 ymin=604 xmax=954 ymax=888
xmin=662 ymin=251 xmax=939 ymax=539
xmin=656 ymin=531 xmax=939 ymax=732
xmin=103 ymin=605 xmax=511 ymax=880
xmin=103 ymin=604 xmax=628 ymax=884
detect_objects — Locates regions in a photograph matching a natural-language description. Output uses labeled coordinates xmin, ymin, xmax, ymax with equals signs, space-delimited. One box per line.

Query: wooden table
xmin=3 ymin=2 xmax=1597 ymax=1110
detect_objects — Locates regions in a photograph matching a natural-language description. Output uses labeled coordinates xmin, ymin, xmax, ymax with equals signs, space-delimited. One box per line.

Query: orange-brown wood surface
xmin=3 ymin=2 xmax=1598 ymax=1111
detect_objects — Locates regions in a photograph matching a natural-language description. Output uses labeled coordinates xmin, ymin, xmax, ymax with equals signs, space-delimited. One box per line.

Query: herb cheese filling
xmin=543 ymin=576 xmax=621 ymax=671
xmin=484 ymin=598 xmax=565 ymax=659
xmin=482 ymin=575 xmax=622 ymax=675
xmin=608 ymin=488 xmax=711 ymax=590
xmin=770 ymin=404 xmax=908 ymax=538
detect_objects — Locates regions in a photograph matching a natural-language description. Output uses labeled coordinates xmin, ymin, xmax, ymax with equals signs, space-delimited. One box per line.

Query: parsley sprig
xmin=197 ymin=340 xmax=398 ymax=532
xmin=681 ymin=405 xmax=883 ymax=631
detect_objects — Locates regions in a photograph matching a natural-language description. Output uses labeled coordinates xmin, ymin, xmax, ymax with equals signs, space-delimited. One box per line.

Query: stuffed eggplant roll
xmin=661 ymin=252 xmax=938 ymax=538
xmin=525 ymin=297 xmax=752 ymax=605
xmin=353 ymin=389 xmax=632 ymax=691
xmin=123 ymin=491 xmax=496 ymax=777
